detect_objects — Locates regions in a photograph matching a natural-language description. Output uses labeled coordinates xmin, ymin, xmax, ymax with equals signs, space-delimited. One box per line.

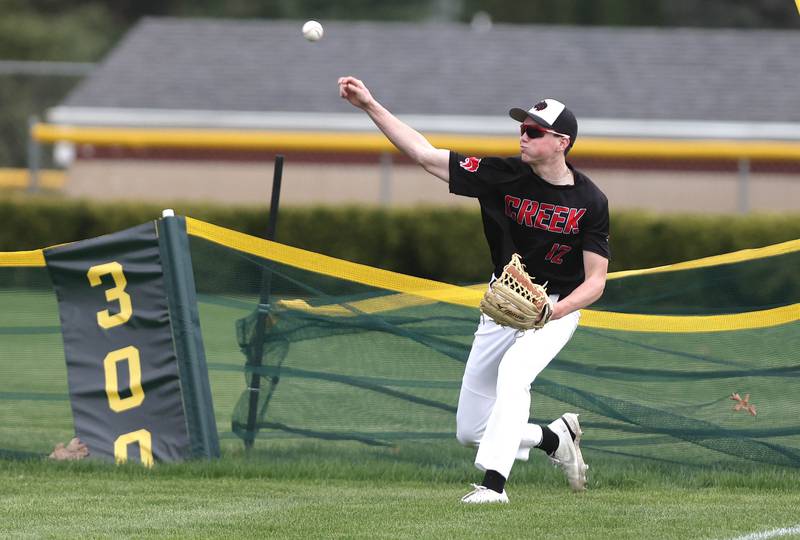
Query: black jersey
xmin=449 ymin=152 xmax=610 ymax=297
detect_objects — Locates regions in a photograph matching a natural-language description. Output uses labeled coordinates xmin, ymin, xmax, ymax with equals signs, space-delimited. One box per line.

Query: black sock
xmin=536 ymin=426 xmax=560 ymax=455
xmin=481 ymin=469 xmax=506 ymax=494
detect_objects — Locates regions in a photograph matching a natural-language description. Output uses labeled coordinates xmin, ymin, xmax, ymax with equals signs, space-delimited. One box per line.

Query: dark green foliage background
xmin=2 ymin=197 xmax=798 ymax=282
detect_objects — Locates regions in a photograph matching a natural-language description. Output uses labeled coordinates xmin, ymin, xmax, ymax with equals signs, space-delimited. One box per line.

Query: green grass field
xmin=3 ymin=445 xmax=800 ymax=539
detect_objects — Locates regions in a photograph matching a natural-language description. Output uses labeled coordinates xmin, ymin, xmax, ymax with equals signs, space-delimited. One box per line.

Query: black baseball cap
xmin=509 ymin=99 xmax=578 ymax=151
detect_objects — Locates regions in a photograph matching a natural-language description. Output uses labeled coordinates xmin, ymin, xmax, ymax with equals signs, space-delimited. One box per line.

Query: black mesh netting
xmin=1 ymin=232 xmax=798 ymax=469
xmin=187 ymin=235 xmax=800 ymax=468
xmin=0 ymin=267 xmax=72 ymax=458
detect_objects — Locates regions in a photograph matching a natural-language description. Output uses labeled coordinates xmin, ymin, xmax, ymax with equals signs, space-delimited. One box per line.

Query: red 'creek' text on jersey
xmin=449 ymin=152 xmax=610 ymax=297
xmin=504 ymin=197 xmax=586 ymax=234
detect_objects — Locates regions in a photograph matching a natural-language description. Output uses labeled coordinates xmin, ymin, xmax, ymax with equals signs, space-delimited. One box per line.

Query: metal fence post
xmin=243 ymin=155 xmax=284 ymax=450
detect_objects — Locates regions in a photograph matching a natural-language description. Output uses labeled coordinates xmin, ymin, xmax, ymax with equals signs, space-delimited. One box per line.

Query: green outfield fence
xmin=1 ymin=217 xmax=799 ymax=469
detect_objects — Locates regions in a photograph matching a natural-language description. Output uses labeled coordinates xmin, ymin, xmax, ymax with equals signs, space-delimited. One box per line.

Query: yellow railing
xmin=0 ymin=168 xmax=66 ymax=189
xmin=32 ymin=123 xmax=800 ymax=162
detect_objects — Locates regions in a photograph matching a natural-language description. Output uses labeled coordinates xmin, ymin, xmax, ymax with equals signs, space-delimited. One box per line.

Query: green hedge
xmin=2 ymin=197 xmax=799 ymax=283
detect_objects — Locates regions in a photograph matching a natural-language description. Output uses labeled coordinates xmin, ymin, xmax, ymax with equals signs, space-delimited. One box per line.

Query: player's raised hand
xmin=338 ymin=76 xmax=374 ymax=110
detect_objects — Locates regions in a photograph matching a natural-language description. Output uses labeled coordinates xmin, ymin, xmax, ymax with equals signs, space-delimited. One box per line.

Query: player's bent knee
xmin=456 ymin=424 xmax=483 ymax=447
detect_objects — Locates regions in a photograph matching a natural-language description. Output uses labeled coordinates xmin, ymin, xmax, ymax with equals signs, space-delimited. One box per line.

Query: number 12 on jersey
xmin=545 ymin=243 xmax=571 ymax=265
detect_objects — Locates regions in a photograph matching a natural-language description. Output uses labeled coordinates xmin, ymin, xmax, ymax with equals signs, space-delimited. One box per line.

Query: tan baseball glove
xmin=480 ymin=253 xmax=553 ymax=330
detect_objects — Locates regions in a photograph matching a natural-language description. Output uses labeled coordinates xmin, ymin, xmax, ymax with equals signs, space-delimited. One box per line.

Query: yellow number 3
xmin=87 ymin=262 xmax=133 ymax=329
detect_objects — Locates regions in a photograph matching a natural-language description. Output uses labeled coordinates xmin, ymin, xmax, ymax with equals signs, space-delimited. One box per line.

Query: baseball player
xmin=338 ymin=76 xmax=610 ymax=504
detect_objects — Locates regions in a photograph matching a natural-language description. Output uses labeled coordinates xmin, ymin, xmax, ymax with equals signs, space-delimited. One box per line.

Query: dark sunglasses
xmin=519 ymin=124 xmax=569 ymax=139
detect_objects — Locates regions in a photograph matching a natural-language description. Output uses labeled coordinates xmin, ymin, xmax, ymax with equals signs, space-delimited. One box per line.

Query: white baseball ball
xmin=302 ymin=20 xmax=323 ymax=42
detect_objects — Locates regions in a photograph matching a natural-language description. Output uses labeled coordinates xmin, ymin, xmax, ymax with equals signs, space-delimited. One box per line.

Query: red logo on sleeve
xmin=459 ymin=157 xmax=481 ymax=172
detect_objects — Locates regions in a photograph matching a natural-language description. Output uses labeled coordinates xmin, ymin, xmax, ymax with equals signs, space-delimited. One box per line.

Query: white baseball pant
xmin=455 ymin=294 xmax=580 ymax=479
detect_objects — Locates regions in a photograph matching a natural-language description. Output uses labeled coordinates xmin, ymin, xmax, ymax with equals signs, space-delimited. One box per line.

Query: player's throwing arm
xmin=338 ymin=76 xmax=449 ymax=181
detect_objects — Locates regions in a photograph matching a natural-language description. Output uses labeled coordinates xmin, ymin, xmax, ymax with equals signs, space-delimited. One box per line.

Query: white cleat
xmin=547 ymin=412 xmax=589 ymax=492
xmin=460 ymin=483 xmax=510 ymax=504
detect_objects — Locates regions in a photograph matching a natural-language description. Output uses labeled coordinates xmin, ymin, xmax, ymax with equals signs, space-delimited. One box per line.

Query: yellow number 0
xmin=104 ymin=346 xmax=145 ymax=412
xmin=87 ymin=262 xmax=132 ymax=329
xmin=114 ymin=429 xmax=153 ymax=467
